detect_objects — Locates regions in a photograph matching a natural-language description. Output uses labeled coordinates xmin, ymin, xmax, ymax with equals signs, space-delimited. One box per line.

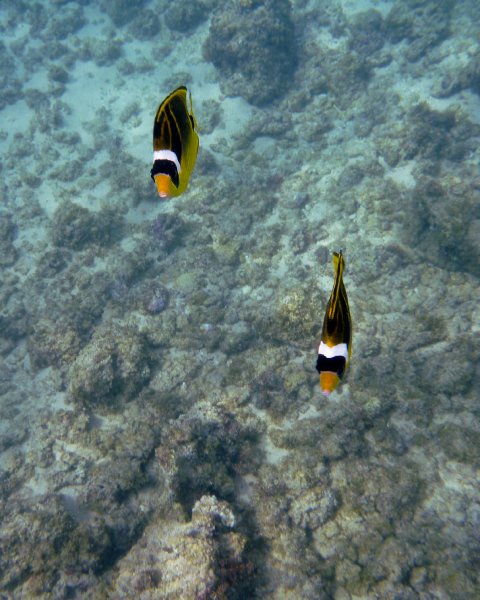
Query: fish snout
xmin=319 ymin=371 xmax=340 ymax=395
xmin=154 ymin=174 xmax=173 ymax=199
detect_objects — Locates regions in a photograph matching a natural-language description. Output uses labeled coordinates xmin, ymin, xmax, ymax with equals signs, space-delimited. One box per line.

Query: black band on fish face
xmin=150 ymin=159 xmax=179 ymax=188
xmin=316 ymin=354 xmax=346 ymax=378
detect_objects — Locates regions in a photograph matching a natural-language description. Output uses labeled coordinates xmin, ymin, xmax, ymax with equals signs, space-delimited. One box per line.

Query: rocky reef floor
xmin=0 ymin=0 xmax=479 ymax=598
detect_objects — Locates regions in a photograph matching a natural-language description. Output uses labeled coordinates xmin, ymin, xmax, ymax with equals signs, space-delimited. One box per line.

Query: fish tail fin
xmin=333 ymin=250 xmax=345 ymax=275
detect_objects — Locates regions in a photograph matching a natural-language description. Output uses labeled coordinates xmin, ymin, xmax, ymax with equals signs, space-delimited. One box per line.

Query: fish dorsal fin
xmin=327 ymin=251 xmax=344 ymax=319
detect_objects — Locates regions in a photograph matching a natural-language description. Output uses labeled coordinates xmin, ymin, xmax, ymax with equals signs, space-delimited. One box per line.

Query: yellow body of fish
xmin=316 ymin=251 xmax=352 ymax=395
xmin=150 ymin=86 xmax=199 ymax=199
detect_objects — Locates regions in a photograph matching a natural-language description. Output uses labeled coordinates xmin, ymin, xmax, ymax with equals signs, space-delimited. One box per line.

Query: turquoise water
xmin=0 ymin=0 xmax=479 ymax=598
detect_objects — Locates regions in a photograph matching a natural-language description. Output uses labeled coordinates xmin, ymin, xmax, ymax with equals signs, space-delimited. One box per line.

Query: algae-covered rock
xmin=203 ymin=0 xmax=296 ymax=105
xmin=128 ymin=9 xmax=161 ymax=40
xmin=435 ymin=421 xmax=480 ymax=463
xmin=434 ymin=49 xmax=480 ymax=98
xmin=29 ymin=319 xmax=82 ymax=368
xmin=158 ymin=402 xmax=261 ymax=513
xmin=402 ymin=102 xmax=456 ymax=161
xmin=271 ymin=286 xmax=320 ymax=343
xmin=149 ymin=212 xmax=186 ymax=251
xmin=0 ymin=211 xmax=17 ymax=266
xmin=348 ymin=9 xmax=385 ymax=57
xmin=0 ymin=495 xmax=104 ymax=593
xmin=164 ymin=1 xmax=208 ymax=33
xmin=101 ymin=0 xmax=146 ymax=26
xmin=386 ymin=0 xmax=454 ymax=61
xmin=68 ymin=325 xmax=151 ymax=407
xmin=414 ymin=176 xmax=480 ymax=277
xmin=112 ymin=495 xmax=250 ymax=599
xmin=51 ymin=200 xmax=124 ymax=250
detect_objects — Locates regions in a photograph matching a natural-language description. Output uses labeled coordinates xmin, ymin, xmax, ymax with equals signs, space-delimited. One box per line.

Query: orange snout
xmin=154 ymin=174 xmax=174 ymax=199
xmin=319 ymin=371 xmax=340 ymax=396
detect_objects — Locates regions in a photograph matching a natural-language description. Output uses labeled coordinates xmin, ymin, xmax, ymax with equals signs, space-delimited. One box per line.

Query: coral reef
xmin=164 ymin=1 xmax=209 ymax=33
xmin=203 ymin=0 xmax=297 ymax=105
xmin=0 ymin=0 xmax=479 ymax=598
xmin=0 ymin=211 xmax=17 ymax=267
xmin=348 ymin=9 xmax=385 ymax=57
xmin=112 ymin=495 xmax=251 ymax=599
xmin=434 ymin=48 xmax=480 ymax=98
xmin=414 ymin=174 xmax=480 ymax=277
xmin=128 ymin=9 xmax=161 ymax=41
xmin=101 ymin=0 xmax=146 ymax=27
xmin=386 ymin=0 xmax=455 ymax=62
xmin=68 ymin=325 xmax=151 ymax=408
xmin=50 ymin=201 xmax=124 ymax=250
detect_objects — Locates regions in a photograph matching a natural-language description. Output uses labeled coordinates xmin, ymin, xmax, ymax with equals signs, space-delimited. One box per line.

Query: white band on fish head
xmin=318 ymin=342 xmax=349 ymax=360
xmin=153 ymin=150 xmax=181 ymax=173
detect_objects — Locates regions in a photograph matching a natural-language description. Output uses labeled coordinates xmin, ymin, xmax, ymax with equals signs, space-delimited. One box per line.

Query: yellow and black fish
xmin=316 ymin=251 xmax=352 ymax=395
xmin=150 ymin=86 xmax=199 ymax=199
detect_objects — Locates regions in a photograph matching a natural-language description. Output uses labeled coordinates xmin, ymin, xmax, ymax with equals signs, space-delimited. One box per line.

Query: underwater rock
xmin=158 ymin=402 xmax=260 ymax=513
xmin=414 ymin=175 xmax=480 ymax=277
xmin=109 ymin=271 xmax=170 ymax=316
xmin=271 ymin=286 xmax=320 ymax=344
xmin=219 ymin=320 xmax=253 ymax=354
xmin=112 ymin=495 xmax=250 ymax=599
xmin=289 ymin=487 xmax=340 ymax=530
xmin=101 ymin=0 xmax=146 ymax=27
xmin=195 ymin=148 xmax=218 ymax=177
xmin=385 ymin=0 xmax=454 ymax=62
xmin=68 ymin=325 xmax=151 ymax=408
xmin=0 ymin=211 xmax=17 ymax=267
xmin=28 ymin=252 xmax=123 ymax=370
xmin=416 ymin=335 xmax=477 ymax=397
xmin=199 ymin=99 xmax=223 ymax=135
xmin=29 ymin=320 xmax=82 ymax=369
xmin=434 ymin=420 xmax=480 ymax=463
xmin=434 ymin=49 xmax=480 ymax=98
xmin=51 ymin=201 xmax=124 ymax=250
xmin=299 ymin=42 xmax=372 ymax=111
xmin=306 ymin=458 xmax=429 ymax=597
xmin=0 ymin=398 xmax=166 ymax=597
xmin=34 ymin=246 xmax=69 ymax=279
xmin=77 ymin=37 xmax=123 ymax=67
xmin=0 ymin=41 xmax=21 ymax=110
xmin=0 ymin=496 xmax=78 ymax=591
xmin=203 ymin=0 xmax=297 ymax=106
xmin=42 ymin=5 xmax=86 ymax=41
xmin=0 ymin=287 xmax=27 ymax=355
xmin=401 ymin=102 xmax=479 ymax=164
xmin=348 ymin=9 xmax=385 ymax=57
xmin=251 ymin=361 xmax=288 ymax=410
xmin=164 ymin=1 xmax=209 ymax=33
xmin=128 ymin=9 xmax=161 ymax=40
xmin=149 ymin=212 xmax=186 ymax=250
xmin=47 ymin=64 xmax=69 ymax=85
xmin=2 ymin=491 xmax=135 ymax=596
xmin=143 ymin=285 xmax=169 ymax=315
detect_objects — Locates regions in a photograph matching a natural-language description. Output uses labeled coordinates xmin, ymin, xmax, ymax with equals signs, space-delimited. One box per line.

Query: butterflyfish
xmin=316 ymin=251 xmax=352 ymax=395
xmin=150 ymin=86 xmax=199 ymax=199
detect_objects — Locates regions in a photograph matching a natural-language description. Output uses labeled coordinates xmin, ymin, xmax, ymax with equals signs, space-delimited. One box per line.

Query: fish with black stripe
xmin=150 ymin=86 xmax=199 ymax=199
xmin=316 ymin=251 xmax=352 ymax=395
